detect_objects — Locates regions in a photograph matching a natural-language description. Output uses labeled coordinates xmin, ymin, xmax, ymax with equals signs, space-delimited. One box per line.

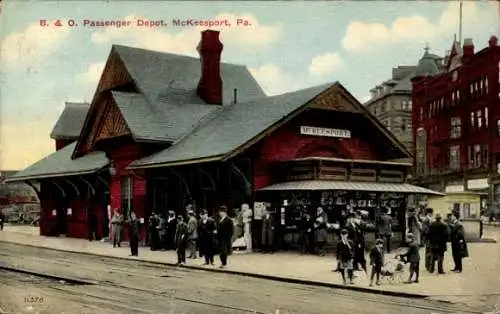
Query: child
xmin=369 ymin=238 xmax=384 ymax=286
xmin=399 ymin=233 xmax=420 ymax=283
xmin=336 ymin=229 xmax=355 ymax=285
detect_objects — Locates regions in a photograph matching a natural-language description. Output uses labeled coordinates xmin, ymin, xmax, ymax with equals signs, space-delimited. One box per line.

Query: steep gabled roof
xmin=50 ymin=102 xmax=90 ymax=140
xmin=113 ymin=45 xmax=266 ymax=106
xmin=130 ymin=82 xmax=411 ymax=169
xmin=130 ymin=83 xmax=334 ymax=168
xmin=73 ymin=44 xmax=267 ymax=157
xmin=5 ymin=142 xmax=108 ymax=182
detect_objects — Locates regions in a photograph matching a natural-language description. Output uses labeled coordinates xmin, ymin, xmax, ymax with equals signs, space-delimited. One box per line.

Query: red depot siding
xmin=253 ymin=113 xmax=378 ymax=190
xmin=107 ymin=143 xmax=148 ymax=242
xmin=66 ymin=197 xmax=87 ymax=239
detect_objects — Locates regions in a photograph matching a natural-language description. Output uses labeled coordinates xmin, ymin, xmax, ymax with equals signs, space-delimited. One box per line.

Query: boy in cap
xmin=369 ymin=238 xmax=384 ymax=286
xmin=399 ymin=233 xmax=420 ymax=283
xmin=336 ymin=229 xmax=355 ymax=284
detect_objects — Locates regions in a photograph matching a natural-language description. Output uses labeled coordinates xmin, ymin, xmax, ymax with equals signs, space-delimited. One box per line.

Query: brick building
xmin=365 ymin=48 xmax=445 ymax=155
xmin=412 ymin=35 xmax=500 ymax=214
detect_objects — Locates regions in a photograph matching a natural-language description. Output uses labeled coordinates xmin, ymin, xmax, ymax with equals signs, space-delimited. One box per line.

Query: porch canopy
xmin=258 ymin=180 xmax=444 ymax=196
xmin=5 ymin=142 xmax=109 ymax=183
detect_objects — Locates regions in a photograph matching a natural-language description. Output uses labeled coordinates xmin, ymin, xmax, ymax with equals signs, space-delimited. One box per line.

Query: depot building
xmin=7 ymin=30 xmax=441 ymax=242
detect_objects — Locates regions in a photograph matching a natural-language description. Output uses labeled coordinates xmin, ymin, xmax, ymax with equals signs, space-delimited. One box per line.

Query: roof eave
xmin=4 ymin=166 xmax=108 ymax=183
xmin=128 ymin=155 xmax=225 ymax=170
xmin=221 ymin=84 xmax=336 ymax=162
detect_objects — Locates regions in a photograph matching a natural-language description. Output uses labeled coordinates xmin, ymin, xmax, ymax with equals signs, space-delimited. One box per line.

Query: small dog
xmin=380 ymin=258 xmax=405 ymax=284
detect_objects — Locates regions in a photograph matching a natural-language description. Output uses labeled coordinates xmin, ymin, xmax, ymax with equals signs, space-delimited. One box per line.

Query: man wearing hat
xmin=187 ymin=209 xmax=198 ymax=259
xmin=426 ymin=213 xmax=449 ymax=274
xmin=198 ymin=209 xmax=217 ymax=265
xmin=217 ymin=206 xmax=234 ymax=268
xmin=336 ymin=229 xmax=355 ymax=285
xmin=175 ymin=215 xmax=189 ymax=266
xmin=314 ymin=207 xmax=328 ymax=256
xmin=399 ymin=233 xmax=421 ymax=283
xmin=165 ymin=210 xmax=177 ymax=250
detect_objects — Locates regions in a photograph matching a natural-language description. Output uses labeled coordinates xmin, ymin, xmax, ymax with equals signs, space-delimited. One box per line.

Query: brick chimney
xmin=197 ymin=30 xmax=223 ymax=105
xmin=462 ymin=38 xmax=474 ymax=60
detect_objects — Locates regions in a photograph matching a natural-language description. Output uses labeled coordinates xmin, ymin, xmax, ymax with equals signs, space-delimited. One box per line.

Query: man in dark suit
xmin=128 ymin=211 xmax=141 ymax=257
xmin=217 ymin=206 xmax=234 ymax=268
xmin=198 ymin=210 xmax=217 ymax=265
xmin=427 ymin=213 xmax=449 ymax=274
xmin=175 ymin=215 xmax=189 ymax=265
xmin=165 ymin=211 xmax=177 ymax=250
xmin=261 ymin=210 xmax=275 ymax=253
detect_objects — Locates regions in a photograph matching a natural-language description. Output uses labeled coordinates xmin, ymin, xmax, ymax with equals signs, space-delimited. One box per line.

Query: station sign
xmin=300 ymin=126 xmax=351 ymax=138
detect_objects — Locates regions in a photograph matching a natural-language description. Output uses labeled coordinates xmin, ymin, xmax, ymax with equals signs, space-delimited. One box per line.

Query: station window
xmin=470 ymin=112 xmax=475 ymax=128
xmin=450 ymin=117 xmax=461 ymax=138
xmin=449 ymin=145 xmax=460 ymax=169
xmin=477 ymin=110 xmax=483 ymax=128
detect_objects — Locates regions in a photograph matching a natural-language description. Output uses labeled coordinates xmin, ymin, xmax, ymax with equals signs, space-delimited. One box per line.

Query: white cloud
xmin=78 ymin=61 xmax=106 ymax=84
xmin=0 ymin=121 xmax=54 ymax=170
xmin=341 ymin=1 xmax=494 ymax=53
xmin=0 ymin=20 xmax=70 ymax=67
xmin=249 ymin=63 xmax=304 ymax=96
xmin=90 ymin=13 xmax=282 ymax=56
xmin=308 ymin=52 xmax=344 ymax=77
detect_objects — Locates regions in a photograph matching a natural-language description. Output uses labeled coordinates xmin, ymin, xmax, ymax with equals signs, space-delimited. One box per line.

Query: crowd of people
xmin=109 ymin=205 xmax=235 ymax=269
xmin=105 ymin=203 xmax=469 ymax=286
xmin=333 ymin=206 xmax=469 ymax=286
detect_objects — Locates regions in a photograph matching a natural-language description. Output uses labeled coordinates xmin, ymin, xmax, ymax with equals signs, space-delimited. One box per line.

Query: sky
xmin=0 ymin=0 xmax=498 ymax=170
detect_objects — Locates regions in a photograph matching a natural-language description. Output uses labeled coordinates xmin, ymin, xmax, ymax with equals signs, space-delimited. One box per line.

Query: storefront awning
xmin=5 ymin=142 xmax=109 ymax=183
xmin=258 ymin=180 xmax=444 ymax=196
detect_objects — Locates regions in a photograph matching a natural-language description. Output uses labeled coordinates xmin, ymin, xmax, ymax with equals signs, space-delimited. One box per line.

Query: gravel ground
xmin=0 ymin=242 xmax=489 ymax=314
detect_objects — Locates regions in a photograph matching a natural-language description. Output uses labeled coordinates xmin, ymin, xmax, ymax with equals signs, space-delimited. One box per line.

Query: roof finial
xmin=424 ymin=42 xmax=430 ymax=53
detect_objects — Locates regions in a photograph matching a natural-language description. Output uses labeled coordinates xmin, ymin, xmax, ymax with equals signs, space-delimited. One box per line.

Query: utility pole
xmin=458 ymin=0 xmax=463 ymax=45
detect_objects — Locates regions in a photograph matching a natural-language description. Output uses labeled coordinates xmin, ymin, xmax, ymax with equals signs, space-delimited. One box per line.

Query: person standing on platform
xmin=187 ymin=210 xmax=199 ymax=259
xmin=175 ymin=215 xmax=188 ymax=266
xmin=148 ymin=211 xmax=160 ymax=251
xmin=0 ymin=209 xmax=5 ymax=231
xmin=110 ymin=209 xmax=124 ymax=248
xmin=165 ymin=211 xmax=177 ymax=250
xmin=399 ymin=233 xmax=421 ymax=283
xmin=336 ymin=229 xmax=355 ymax=285
xmin=376 ymin=207 xmax=393 ymax=253
xmin=299 ymin=213 xmax=315 ymax=254
xmin=407 ymin=208 xmax=422 ymax=246
xmin=314 ymin=207 xmax=328 ymax=256
xmin=353 ymin=210 xmax=367 ymax=272
xmin=449 ymin=214 xmax=468 ymax=273
xmin=261 ymin=209 xmax=275 ymax=253
xmin=198 ymin=210 xmax=217 ymax=265
xmin=88 ymin=209 xmax=98 ymax=241
xmin=217 ymin=206 xmax=234 ymax=269
xmin=427 ymin=214 xmax=449 ymax=274
xmin=421 ymin=208 xmax=434 ymax=271
xmin=369 ymin=238 xmax=384 ymax=286
xmin=128 ymin=211 xmax=141 ymax=256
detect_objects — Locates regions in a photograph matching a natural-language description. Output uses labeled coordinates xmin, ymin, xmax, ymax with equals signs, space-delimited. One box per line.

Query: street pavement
xmin=0 ymin=225 xmax=499 ymax=309
xmin=0 ymin=242 xmax=487 ymax=314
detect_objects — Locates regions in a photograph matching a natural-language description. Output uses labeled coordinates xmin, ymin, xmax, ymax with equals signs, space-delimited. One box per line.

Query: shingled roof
xmin=50 ymin=102 xmax=90 ymax=139
xmin=5 ymin=142 xmax=108 ymax=182
xmin=130 ymin=83 xmax=337 ymax=168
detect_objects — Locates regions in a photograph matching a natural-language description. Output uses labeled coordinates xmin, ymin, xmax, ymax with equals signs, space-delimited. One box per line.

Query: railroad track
xmin=0 ymin=243 xmax=489 ymax=314
xmin=0 ymin=266 xmax=265 ymax=314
